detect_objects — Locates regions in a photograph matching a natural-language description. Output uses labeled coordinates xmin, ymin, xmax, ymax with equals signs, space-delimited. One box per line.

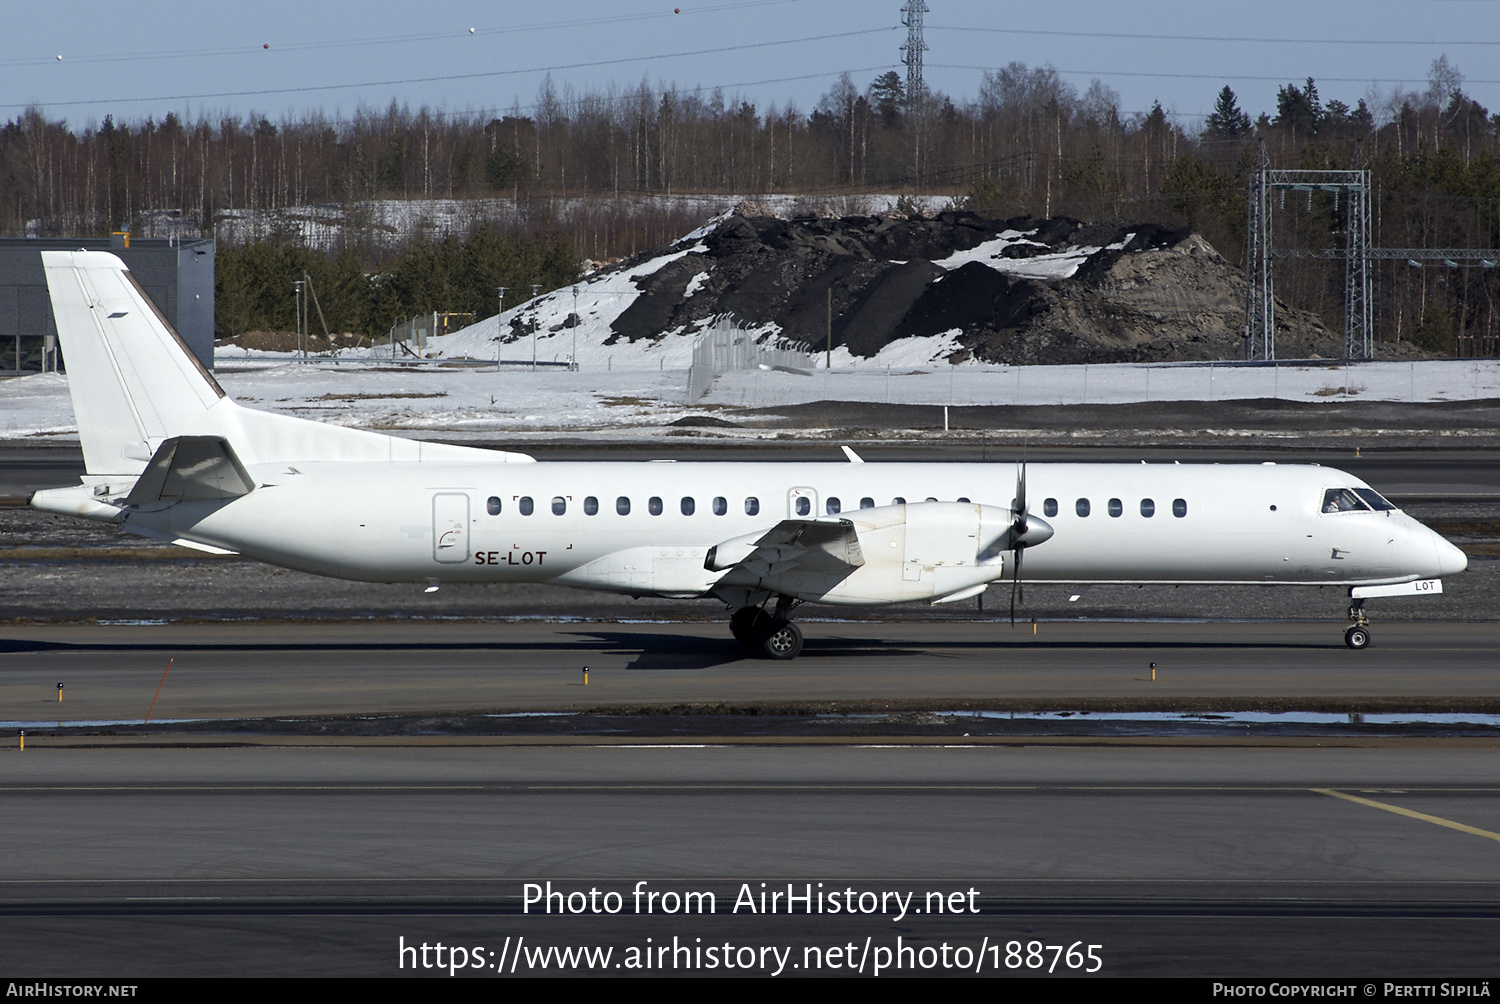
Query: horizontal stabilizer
xmin=125 ymin=436 xmax=254 ymax=506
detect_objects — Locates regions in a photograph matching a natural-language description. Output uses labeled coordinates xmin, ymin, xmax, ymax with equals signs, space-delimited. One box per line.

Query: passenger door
xmin=787 ymin=486 xmax=818 ymax=518
xmin=432 ymin=492 xmax=470 ymax=563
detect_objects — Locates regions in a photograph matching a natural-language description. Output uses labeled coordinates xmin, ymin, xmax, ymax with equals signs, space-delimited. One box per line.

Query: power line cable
xmin=2 ymin=1 xmax=811 ymax=68
xmin=930 ymin=63 xmax=1500 ymax=86
xmin=2 ymin=28 xmax=898 ymax=110
xmin=928 ymin=24 xmax=1500 ymax=46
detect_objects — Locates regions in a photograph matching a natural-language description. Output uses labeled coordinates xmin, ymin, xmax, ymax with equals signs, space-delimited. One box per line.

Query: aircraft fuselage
xmin=97 ymin=459 xmax=1465 ymax=593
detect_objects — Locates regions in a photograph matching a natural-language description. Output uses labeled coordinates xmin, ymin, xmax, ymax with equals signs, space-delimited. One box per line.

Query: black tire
xmin=1344 ymin=626 xmax=1371 ymax=650
xmin=729 ymin=607 xmax=770 ymax=646
xmin=761 ymin=621 xmax=803 ymax=661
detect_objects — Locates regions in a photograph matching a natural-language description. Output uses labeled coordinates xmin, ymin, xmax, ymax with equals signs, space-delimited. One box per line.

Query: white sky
xmin=3 ymin=1 xmax=1499 ymax=130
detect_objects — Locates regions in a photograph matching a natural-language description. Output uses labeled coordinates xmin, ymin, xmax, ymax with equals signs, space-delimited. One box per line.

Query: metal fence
xmin=383 ymin=311 xmax=474 ymax=357
xmin=685 ymin=320 xmax=814 ymax=403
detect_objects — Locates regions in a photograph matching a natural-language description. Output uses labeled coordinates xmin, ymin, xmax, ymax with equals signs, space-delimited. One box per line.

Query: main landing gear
xmin=1344 ymin=600 xmax=1371 ymax=650
xmin=729 ymin=597 xmax=803 ymax=660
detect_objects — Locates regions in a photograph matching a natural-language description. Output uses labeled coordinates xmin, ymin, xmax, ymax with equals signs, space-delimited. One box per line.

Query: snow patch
xmin=684 ymin=268 xmax=713 ymax=299
xmin=934 ymin=232 xmax=1134 ymax=281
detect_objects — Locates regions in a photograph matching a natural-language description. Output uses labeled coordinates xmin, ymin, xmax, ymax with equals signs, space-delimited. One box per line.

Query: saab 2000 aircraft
xmin=30 ymin=251 xmax=1467 ymax=659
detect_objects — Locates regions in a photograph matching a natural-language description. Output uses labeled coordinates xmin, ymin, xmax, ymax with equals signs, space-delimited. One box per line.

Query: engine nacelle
xmin=713 ymin=501 xmax=1034 ymax=606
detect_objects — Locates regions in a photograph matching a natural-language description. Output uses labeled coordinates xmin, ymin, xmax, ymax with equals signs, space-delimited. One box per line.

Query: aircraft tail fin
xmin=42 ymin=250 xmax=534 ymax=474
xmin=43 ymin=250 xmax=227 ymax=476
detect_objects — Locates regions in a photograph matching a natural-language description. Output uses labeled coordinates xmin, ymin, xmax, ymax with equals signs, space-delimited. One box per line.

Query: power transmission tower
xmin=1342 ymin=150 xmax=1373 ymax=361
xmin=1243 ymin=141 xmax=1375 ymax=360
xmin=1243 ymin=141 xmax=1274 ymax=360
xmin=900 ymin=1 xmax=928 ymax=102
xmin=901 ymin=1 xmax=929 ymax=184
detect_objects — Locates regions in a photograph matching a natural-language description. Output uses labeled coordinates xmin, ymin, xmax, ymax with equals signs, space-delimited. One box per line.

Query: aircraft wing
xmin=714 ymin=517 xmax=866 ymax=578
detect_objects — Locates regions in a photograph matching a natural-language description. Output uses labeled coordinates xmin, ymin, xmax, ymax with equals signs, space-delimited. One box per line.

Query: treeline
xmin=5 ymin=58 xmax=1500 ymax=351
xmin=216 ymin=232 xmax=578 ymax=341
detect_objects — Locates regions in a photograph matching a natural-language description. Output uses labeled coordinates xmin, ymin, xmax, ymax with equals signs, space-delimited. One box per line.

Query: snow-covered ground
xmin=4 ymin=357 xmax=1498 ymax=444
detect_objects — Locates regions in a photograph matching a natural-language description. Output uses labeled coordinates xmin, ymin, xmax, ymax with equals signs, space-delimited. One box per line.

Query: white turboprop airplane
xmin=30 ymin=251 xmax=1467 ymax=658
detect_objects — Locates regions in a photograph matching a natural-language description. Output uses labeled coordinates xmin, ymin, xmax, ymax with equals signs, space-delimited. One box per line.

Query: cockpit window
xmin=1353 ymin=488 xmax=1397 ymax=511
xmin=1322 ymin=488 xmax=1371 ymax=513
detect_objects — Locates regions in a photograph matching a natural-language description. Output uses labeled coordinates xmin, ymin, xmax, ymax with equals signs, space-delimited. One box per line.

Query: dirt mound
xmin=603 ymin=209 xmax=1352 ymax=363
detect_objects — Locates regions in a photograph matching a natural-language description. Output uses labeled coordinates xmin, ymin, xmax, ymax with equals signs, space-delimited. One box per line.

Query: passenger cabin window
xmin=860 ymin=497 xmax=875 ymax=509
xmin=1076 ymin=498 xmax=1090 ymax=517
xmin=925 ymin=497 xmax=938 ymax=502
xmin=1353 ymin=488 xmax=1397 ymax=511
xmin=551 ymin=496 xmax=566 ymax=516
xmin=795 ymin=497 xmax=811 ymax=516
xmin=486 ymin=496 xmax=502 ymax=516
xmin=1173 ymin=498 xmax=1188 ymax=518
xmin=745 ymin=497 xmax=760 ymax=516
xmin=958 ymin=497 xmax=971 ymax=503
xmin=826 ymin=497 xmax=841 ymax=514
xmin=681 ymin=497 xmax=695 ymax=516
xmin=519 ymin=496 xmax=534 ymax=516
xmin=584 ymin=496 xmax=598 ymax=516
xmin=1043 ymin=498 xmax=1058 ymax=517
xmin=713 ymin=497 xmax=727 ymax=516
xmin=616 ymin=496 xmax=631 ymax=516
xmin=649 ymin=496 xmax=663 ymax=516
xmin=1108 ymin=498 xmax=1123 ymax=518
xmin=893 ymin=497 xmax=906 ymax=505
xmin=1323 ymin=488 xmax=1372 ymax=513
xmin=1140 ymin=498 xmax=1155 ymax=517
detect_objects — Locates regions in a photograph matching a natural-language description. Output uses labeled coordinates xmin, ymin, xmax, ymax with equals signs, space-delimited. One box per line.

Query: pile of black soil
xmin=593 ymin=207 xmax=1371 ymax=365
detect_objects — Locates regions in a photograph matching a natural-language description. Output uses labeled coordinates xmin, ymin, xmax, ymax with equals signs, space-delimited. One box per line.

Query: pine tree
xmin=1204 ymin=86 xmax=1252 ymax=138
xmin=868 ymin=72 xmax=905 ymax=127
xmin=1274 ymin=79 xmax=1322 ymax=137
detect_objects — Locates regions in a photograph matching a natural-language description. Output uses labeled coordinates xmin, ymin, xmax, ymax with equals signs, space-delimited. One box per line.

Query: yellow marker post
xmin=57 ymin=683 xmax=63 ymax=703
xmin=583 ymin=666 xmax=589 ymax=686
xmin=1150 ymin=661 xmax=1157 ymax=682
xmin=1032 ymin=619 xmax=1037 ymax=636
xmin=18 ymin=731 xmax=24 ymax=751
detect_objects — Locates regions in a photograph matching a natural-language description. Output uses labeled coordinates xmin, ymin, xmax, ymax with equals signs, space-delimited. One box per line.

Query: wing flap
xmin=711 ymin=517 xmax=865 ymax=577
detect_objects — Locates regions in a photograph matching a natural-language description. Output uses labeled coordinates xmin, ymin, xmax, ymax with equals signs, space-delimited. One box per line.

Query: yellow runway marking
xmin=1312 ymin=788 xmax=1500 ymax=844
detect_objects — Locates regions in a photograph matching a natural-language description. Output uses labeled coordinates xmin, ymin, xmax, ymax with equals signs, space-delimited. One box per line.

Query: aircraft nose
xmin=1434 ymin=534 xmax=1468 ymax=576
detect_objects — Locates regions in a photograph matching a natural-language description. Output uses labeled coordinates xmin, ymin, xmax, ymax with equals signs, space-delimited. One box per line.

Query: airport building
xmin=0 ymin=235 xmax=215 ymax=373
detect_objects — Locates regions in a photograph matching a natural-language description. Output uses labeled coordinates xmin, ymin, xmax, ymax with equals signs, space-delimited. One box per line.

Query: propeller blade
xmin=1009 ymin=545 xmax=1024 ymax=625
xmin=1014 ymin=461 xmax=1028 ymax=524
xmin=1009 ymin=459 xmax=1029 ymax=626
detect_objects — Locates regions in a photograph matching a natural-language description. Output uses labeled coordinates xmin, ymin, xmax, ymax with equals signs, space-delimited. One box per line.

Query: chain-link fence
xmin=685 ymin=320 xmax=814 ymax=403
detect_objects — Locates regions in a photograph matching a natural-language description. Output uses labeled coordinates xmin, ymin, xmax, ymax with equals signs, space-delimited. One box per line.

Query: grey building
xmin=0 ymin=236 xmax=215 ymax=372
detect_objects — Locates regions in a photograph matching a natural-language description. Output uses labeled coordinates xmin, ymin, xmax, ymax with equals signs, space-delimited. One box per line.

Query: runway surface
xmin=4 ymin=621 xmax=1500 ymax=724
xmin=3 ymin=743 xmax=1499 ymax=977
xmin=2 ymin=621 xmax=1498 ymax=977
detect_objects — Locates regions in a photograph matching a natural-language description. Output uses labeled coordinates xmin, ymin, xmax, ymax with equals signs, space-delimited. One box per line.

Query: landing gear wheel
xmin=730 ymin=607 xmax=771 ymax=646
xmin=1344 ymin=626 xmax=1371 ymax=650
xmin=760 ymin=620 xmax=803 ymax=661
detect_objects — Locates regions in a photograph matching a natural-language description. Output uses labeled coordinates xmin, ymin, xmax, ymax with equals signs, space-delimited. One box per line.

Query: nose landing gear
xmin=1344 ymin=600 xmax=1371 ymax=649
